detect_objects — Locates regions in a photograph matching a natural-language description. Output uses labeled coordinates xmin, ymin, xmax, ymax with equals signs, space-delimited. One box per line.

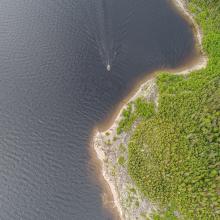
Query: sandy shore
xmin=92 ymin=0 xmax=208 ymax=219
xmin=94 ymin=79 xmax=158 ymax=220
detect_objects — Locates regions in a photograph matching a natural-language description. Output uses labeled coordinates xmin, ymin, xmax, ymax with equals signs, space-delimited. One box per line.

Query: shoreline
xmin=93 ymin=78 xmax=159 ymax=220
xmin=92 ymin=0 xmax=208 ymax=219
xmin=97 ymin=0 xmax=208 ymax=132
xmin=88 ymin=130 xmax=121 ymax=220
xmin=97 ymin=51 xmax=206 ymax=132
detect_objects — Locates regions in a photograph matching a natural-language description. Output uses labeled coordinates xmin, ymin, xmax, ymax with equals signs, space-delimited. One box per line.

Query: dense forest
xmin=117 ymin=0 xmax=220 ymax=219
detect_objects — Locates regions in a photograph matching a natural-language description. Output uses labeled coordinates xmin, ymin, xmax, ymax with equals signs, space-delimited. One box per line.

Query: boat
xmin=107 ymin=64 xmax=111 ymax=71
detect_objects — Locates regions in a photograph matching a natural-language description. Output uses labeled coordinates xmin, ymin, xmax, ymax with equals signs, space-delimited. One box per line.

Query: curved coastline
xmin=92 ymin=0 xmax=208 ymax=219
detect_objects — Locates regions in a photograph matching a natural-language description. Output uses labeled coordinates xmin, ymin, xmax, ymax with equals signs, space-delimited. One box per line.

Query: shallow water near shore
xmin=0 ymin=0 xmax=198 ymax=219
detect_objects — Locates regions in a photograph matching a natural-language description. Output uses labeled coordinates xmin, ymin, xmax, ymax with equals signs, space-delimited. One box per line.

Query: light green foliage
xmin=117 ymin=98 xmax=155 ymax=134
xmin=128 ymin=0 xmax=220 ymax=219
xmin=117 ymin=103 xmax=135 ymax=134
xmin=134 ymin=98 xmax=155 ymax=118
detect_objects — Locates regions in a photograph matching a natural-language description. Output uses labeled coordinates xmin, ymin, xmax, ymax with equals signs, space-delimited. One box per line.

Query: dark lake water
xmin=0 ymin=0 xmax=196 ymax=219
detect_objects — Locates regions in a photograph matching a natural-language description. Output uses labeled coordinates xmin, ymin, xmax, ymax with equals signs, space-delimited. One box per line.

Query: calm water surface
xmin=0 ymin=0 xmax=196 ymax=219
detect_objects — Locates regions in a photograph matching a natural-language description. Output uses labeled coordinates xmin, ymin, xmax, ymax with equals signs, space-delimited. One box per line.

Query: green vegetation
xmin=113 ymin=136 xmax=118 ymax=142
xmin=105 ymin=139 xmax=111 ymax=146
xmin=122 ymin=185 xmax=140 ymax=209
xmin=153 ymin=204 xmax=179 ymax=220
xmin=124 ymin=0 xmax=220 ymax=219
xmin=105 ymin=132 xmax=110 ymax=136
xmin=118 ymin=156 xmax=126 ymax=166
xmin=111 ymin=165 xmax=117 ymax=177
xmin=117 ymin=98 xmax=155 ymax=134
xmin=119 ymin=143 xmax=126 ymax=153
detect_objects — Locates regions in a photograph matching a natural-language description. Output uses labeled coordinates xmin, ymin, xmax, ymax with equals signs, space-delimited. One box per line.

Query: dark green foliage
xmin=127 ymin=0 xmax=220 ymax=219
xmin=118 ymin=156 xmax=126 ymax=166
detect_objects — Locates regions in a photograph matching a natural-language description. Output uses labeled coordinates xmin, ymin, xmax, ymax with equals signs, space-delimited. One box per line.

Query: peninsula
xmin=94 ymin=0 xmax=219 ymax=219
